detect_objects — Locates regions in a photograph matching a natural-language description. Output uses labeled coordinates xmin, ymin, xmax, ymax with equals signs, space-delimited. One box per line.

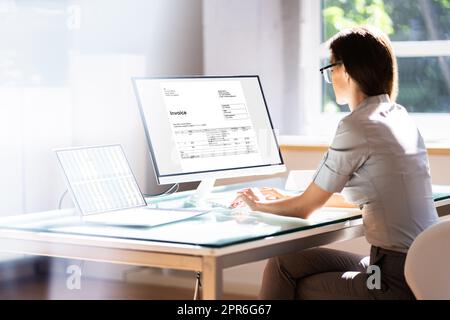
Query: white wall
xmin=203 ymin=0 xmax=303 ymax=135
xmin=0 ymin=0 xmax=203 ymax=216
xmin=0 ymin=89 xmax=25 ymax=215
xmin=0 ymin=88 xmax=72 ymax=215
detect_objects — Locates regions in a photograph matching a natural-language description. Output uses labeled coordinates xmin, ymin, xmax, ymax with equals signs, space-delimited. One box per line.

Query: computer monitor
xmin=132 ymin=75 xmax=285 ymax=206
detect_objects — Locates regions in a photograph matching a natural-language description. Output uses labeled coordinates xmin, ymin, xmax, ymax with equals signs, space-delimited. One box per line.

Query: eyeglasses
xmin=319 ymin=61 xmax=342 ymax=84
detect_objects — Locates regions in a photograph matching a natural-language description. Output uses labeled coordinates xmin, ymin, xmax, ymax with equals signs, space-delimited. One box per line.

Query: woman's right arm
xmin=234 ymin=182 xmax=334 ymax=219
xmin=324 ymin=193 xmax=358 ymax=208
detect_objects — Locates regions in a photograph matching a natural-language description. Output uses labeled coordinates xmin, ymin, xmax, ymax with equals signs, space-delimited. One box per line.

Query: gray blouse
xmin=313 ymin=94 xmax=439 ymax=252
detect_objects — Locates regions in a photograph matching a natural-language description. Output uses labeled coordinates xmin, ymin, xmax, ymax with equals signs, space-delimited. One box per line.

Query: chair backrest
xmin=404 ymin=219 xmax=450 ymax=299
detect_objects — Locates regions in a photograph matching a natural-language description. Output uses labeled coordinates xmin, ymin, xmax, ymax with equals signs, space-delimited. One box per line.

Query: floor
xmin=0 ymin=275 xmax=256 ymax=300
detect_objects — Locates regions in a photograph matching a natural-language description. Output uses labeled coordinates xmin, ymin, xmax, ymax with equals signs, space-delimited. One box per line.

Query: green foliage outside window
xmin=322 ymin=0 xmax=450 ymax=113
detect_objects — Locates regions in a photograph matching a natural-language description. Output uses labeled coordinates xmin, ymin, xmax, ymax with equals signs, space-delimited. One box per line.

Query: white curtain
xmin=0 ymin=0 xmax=203 ymax=215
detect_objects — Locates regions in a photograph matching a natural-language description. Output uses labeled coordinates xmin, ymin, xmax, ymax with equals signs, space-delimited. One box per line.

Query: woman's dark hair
xmin=329 ymin=26 xmax=398 ymax=101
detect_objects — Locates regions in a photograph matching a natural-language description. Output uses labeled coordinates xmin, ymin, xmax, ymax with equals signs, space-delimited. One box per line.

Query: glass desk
xmin=0 ymin=179 xmax=448 ymax=299
xmin=0 ymin=204 xmax=362 ymax=249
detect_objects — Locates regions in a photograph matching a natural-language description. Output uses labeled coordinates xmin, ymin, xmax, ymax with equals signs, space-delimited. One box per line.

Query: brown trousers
xmin=259 ymin=246 xmax=415 ymax=300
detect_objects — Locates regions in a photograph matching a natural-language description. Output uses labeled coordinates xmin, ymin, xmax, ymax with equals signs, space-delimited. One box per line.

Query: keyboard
xmin=203 ymin=192 xmax=239 ymax=209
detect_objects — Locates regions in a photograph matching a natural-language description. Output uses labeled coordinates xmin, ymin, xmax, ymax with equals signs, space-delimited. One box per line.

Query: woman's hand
xmin=259 ymin=187 xmax=291 ymax=200
xmin=230 ymin=187 xmax=291 ymax=211
xmin=230 ymin=188 xmax=263 ymax=211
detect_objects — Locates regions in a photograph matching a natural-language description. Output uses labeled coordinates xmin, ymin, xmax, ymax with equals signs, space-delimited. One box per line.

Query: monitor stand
xmin=183 ymin=178 xmax=217 ymax=209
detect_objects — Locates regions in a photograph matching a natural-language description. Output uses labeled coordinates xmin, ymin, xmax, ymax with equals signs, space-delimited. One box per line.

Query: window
xmin=301 ymin=0 xmax=450 ymax=141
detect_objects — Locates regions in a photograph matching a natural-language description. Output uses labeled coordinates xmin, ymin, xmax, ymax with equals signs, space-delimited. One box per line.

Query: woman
xmin=231 ymin=26 xmax=439 ymax=300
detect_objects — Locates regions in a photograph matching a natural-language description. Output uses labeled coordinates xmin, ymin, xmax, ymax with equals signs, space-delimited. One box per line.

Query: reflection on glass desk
xmin=0 ymin=178 xmax=362 ymax=248
xmin=0 ymin=205 xmax=362 ymax=248
xmin=1 ymin=176 xmax=449 ymax=248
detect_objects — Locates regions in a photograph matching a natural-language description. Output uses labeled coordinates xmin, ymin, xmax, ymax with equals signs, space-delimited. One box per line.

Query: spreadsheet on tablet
xmin=55 ymin=145 xmax=146 ymax=215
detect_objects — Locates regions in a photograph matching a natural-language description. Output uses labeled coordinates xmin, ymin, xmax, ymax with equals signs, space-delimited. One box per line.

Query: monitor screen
xmin=132 ymin=76 xmax=284 ymax=184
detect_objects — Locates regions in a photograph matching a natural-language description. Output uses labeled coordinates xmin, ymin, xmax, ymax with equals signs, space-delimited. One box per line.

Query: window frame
xmin=298 ymin=0 xmax=450 ymax=142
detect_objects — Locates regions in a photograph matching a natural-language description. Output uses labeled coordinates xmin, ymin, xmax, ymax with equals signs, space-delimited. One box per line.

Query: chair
xmin=404 ymin=219 xmax=450 ymax=299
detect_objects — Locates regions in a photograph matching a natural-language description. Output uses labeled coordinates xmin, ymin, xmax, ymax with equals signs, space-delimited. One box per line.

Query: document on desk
xmin=161 ymin=80 xmax=263 ymax=172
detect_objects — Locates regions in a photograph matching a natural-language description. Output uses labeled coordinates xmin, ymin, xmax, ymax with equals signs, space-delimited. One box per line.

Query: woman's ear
xmin=344 ymin=69 xmax=351 ymax=83
xmin=340 ymin=64 xmax=350 ymax=82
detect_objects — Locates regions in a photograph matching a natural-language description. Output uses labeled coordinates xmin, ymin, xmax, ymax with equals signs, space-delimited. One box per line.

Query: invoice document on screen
xmin=161 ymin=80 xmax=264 ymax=172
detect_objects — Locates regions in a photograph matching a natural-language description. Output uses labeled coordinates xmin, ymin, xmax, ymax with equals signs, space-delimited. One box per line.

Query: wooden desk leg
xmin=202 ymin=256 xmax=222 ymax=300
